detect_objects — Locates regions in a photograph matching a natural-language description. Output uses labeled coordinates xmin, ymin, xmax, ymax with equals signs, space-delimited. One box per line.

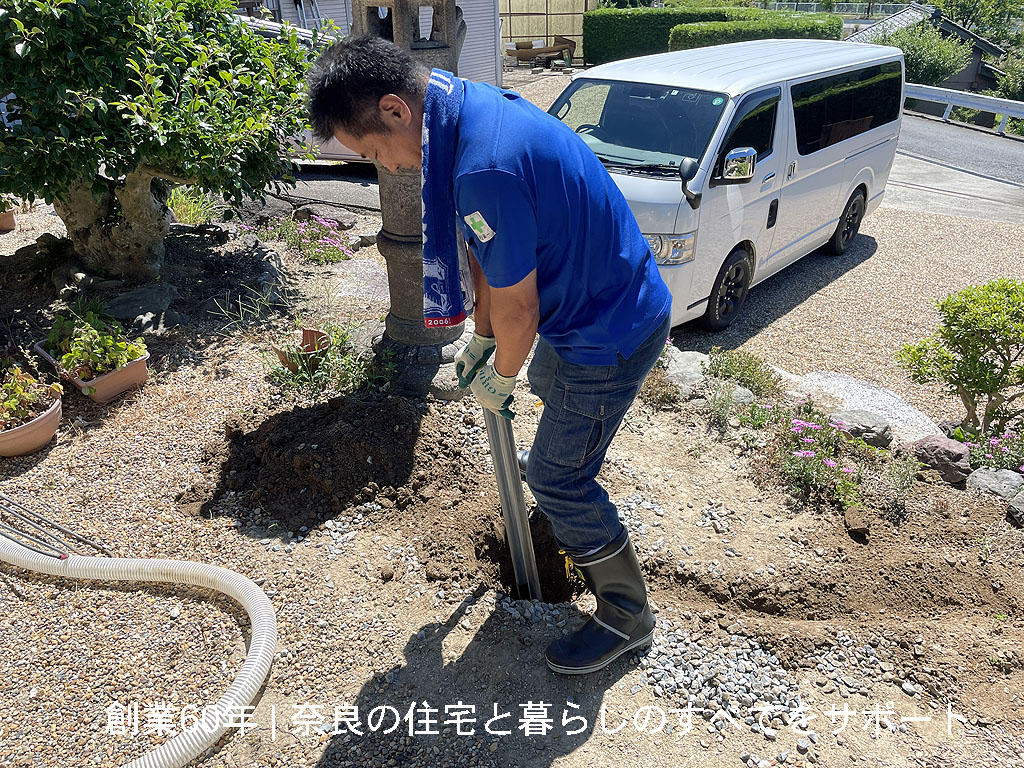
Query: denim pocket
xmin=556 ymin=384 xmax=637 ymax=468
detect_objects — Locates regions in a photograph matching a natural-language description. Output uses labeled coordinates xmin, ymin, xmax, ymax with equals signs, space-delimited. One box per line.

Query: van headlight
xmin=644 ymin=233 xmax=695 ymax=266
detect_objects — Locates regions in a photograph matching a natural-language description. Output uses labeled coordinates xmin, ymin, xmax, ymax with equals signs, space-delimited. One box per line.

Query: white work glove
xmin=454 ymin=332 xmax=495 ymax=388
xmin=470 ymin=364 xmax=516 ymax=420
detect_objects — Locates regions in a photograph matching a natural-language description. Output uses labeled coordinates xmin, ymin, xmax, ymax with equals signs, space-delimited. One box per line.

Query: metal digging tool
xmin=482 ymin=409 xmax=542 ymax=601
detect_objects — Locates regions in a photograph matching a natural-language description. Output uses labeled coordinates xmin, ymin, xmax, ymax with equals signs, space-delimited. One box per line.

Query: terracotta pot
xmin=272 ymin=329 xmax=332 ymax=374
xmin=34 ymin=341 xmax=150 ymax=404
xmin=0 ymin=395 xmax=61 ymax=457
xmin=0 ymin=210 xmax=14 ymax=232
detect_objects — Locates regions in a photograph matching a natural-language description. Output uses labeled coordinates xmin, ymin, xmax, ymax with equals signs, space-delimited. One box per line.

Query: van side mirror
xmin=723 ymin=147 xmax=757 ymax=182
xmin=678 ymin=157 xmax=701 ymax=210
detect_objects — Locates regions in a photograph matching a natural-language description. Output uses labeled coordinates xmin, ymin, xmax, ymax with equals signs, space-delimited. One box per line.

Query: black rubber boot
xmin=545 ymin=528 xmax=655 ymax=675
xmin=517 ymin=448 xmax=530 ymax=480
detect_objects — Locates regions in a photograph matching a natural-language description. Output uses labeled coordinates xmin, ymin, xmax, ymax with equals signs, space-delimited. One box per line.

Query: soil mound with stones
xmin=181 ymin=395 xmax=576 ymax=601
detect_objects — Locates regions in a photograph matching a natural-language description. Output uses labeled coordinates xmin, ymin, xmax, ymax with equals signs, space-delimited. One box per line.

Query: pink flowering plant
xmin=964 ymin=429 xmax=1024 ymax=472
xmin=257 ymin=215 xmax=356 ymax=265
xmin=770 ymin=400 xmax=868 ymax=510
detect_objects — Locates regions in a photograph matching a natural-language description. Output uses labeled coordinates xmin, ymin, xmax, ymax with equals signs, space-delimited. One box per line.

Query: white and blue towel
xmin=421 ymin=68 xmax=474 ymax=329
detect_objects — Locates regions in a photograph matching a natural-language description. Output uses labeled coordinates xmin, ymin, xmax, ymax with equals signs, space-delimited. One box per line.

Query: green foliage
xmin=738 ymin=401 xmax=784 ymax=429
xmin=268 ymin=320 xmax=397 ymax=397
xmin=583 ymin=6 xmax=766 ymax=64
xmin=870 ymin=24 xmax=972 ymax=86
xmin=639 ymin=346 xmax=683 ymax=409
xmin=995 ymin=55 xmax=1024 ymax=136
xmin=937 ymin=0 xmax=1024 ymax=33
xmin=0 ymin=0 xmax=315 ymax=223
xmin=704 ymin=346 xmax=782 ymax=396
xmin=668 ymin=12 xmax=842 ymax=50
xmin=44 ymin=311 xmax=147 ymax=383
xmin=706 ymin=381 xmax=735 ymax=435
xmin=168 ymin=186 xmax=227 ymax=225
xmin=897 ymin=279 xmax=1024 ymax=435
xmin=253 ymin=216 xmax=356 ymax=265
xmin=1 ymin=366 xmax=61 ymax=432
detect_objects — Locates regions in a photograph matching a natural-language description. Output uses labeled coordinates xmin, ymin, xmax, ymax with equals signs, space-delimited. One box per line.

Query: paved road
xmin=898 ymin=114 xmax=1024 ymax=186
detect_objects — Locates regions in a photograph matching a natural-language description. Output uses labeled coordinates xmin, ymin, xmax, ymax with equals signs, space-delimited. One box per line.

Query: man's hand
xmin=470 ymin=364 xmax=516 ymax=419
xmin=454 ymin=332 xmax=495 ymax=388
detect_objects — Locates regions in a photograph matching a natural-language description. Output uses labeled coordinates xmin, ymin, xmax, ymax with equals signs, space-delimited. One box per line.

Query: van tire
xmin=825 ymin=190 xmax=866 ymax=255
xmin=702 ymin=248 xmax=752 ymax=331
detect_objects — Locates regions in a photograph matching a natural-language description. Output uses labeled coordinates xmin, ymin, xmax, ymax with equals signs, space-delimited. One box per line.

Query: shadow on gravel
xmin=316 ymin=586 xmax=640 ymax=768
xmin=671 ymin=236 xmax=878 ymax=353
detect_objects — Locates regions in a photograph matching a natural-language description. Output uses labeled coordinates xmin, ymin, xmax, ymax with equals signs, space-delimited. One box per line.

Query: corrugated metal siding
xmin=456 ymin=0 xmax=500 ymax=84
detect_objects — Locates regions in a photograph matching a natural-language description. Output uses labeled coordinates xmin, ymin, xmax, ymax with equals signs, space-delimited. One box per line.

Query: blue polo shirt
xmin=453 ymin=79 xmax=671 ymax=366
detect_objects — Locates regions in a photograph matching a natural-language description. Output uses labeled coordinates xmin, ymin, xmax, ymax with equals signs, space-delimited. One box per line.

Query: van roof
xmin=581 ymin=39 xmax=902 ymax=96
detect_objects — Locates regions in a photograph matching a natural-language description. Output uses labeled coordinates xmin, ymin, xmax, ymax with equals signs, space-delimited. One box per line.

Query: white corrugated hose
xmin=0 ymin=535 xmax=277 ymax=768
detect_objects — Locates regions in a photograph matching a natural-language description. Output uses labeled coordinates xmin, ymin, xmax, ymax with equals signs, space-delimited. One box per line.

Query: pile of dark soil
xmin=185 ymin=394 xmax=576 ymax=601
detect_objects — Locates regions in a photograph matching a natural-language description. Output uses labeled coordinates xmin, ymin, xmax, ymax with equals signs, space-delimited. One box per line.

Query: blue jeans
xmin=524 ymin=314 xmax=671 ymax=557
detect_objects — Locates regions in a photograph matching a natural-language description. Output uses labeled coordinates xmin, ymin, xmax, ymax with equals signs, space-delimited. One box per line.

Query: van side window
xmin=791 ymin=61 xmax=902 ymax=156
xmin=722 ymin=90 xmax=780 ymax=162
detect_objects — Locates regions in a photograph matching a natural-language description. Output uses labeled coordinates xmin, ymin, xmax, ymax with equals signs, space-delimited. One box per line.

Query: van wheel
xmin=826 ymin=191 xmax=866 ymax=255
xmin=702 ymin=248 xmax=752 ymax=331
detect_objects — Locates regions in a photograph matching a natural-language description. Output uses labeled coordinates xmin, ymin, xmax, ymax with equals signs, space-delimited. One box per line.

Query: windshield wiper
xmin=599 ymin=161 xmax=681 ymax=176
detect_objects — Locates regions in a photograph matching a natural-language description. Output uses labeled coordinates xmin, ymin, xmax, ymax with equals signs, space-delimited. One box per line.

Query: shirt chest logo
xmin=463 ymin=211 xmax=496 ymax=243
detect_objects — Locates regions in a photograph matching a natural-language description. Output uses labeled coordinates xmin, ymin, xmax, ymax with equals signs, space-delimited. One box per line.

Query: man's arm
xmin=468 ymin=247 xmax=493 ymax=337
xmin=489 ymin=268 xmax=540 ymax=377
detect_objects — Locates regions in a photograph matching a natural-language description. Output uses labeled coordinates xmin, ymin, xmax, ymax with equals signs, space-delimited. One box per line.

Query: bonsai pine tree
xmin=0 ymin=0 xmax=315 ymax=277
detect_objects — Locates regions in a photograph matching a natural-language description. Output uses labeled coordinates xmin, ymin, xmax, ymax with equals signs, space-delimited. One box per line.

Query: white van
xmin=548 ymin=39 xmax=904 ymax=329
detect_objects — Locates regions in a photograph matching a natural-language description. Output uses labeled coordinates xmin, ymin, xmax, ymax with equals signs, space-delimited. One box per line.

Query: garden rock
xmin=664 ymin=347 xmax=710 ymax=396
xmin=792 ymin=372 xmax=940 ymax=442
xmin=132 ymin=310 xmax=188 ymax=334
xmin=107 ymin=283 xmax=179 ymax=321
xmin=967 ymin=467 xmax=1024 ymax=499
xmin=900 ymin=435 xmax=971 ymax=484
xmin=829 ymin=409 xmax=893 ymax=448
xmin=732 ymin=385 xmax=755 ymax=405
xmin=292 ymin=203 xmax=357 ymax=231
xmin=843 ymin=505 xmax=869 ymax=535
xmin=1008 ymin=491 xmax=1024 ymax=527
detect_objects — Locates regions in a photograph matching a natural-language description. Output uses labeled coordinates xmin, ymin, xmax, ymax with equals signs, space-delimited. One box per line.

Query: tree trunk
xmin=54 ymin=170 xmax=170 ymax=279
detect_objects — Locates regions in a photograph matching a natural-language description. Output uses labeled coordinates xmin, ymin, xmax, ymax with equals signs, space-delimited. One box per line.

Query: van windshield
xmin=549 ymin=78 xmax=728 ymax=172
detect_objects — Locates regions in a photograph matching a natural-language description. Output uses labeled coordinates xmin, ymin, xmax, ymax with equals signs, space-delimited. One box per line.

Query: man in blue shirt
xmin=308 ymin=36 xmax=671 ymax=675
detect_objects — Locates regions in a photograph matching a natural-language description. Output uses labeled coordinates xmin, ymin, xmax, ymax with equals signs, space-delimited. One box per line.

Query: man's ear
xmin=378 ymin=94 xmax=411 ymax=127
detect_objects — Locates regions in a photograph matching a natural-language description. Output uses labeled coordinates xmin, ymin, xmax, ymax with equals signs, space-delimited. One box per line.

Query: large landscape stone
xmin=106 ymin=283 xmax=179 ymax=320
xmin=967 ymin=467 xmax=1024 ymax=499
xmin=901 ymin=435 xmax=972 ymax=484
xmin=1009 ymin=491 xmax=1024 ymax=527
xmin=829 ymin=409 xmax=893 ymax=448
xmin=292 ymin=203 xmax=357 ymax=231
xmin=790 ymin=372 xmax=940 ymax=442
xmin=664 ymin=348 xmax=710 ymax=396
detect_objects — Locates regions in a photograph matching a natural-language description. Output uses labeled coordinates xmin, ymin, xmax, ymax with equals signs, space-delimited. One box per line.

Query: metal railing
xmin=760 ymin=2 xmax=909 ymax=14
xmin=905 ymin=83 xmax=1024 ymax=136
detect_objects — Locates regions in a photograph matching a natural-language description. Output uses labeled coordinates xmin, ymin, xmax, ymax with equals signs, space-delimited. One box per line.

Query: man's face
xmin=333 ymin=93 xmax=423 ymax=173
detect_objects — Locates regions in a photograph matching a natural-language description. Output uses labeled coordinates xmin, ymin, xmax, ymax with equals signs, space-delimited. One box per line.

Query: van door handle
xmin=787 ymin=161 xmax=797 ymax=179
xmin=762 ymin=171 xmax=776 ymax=184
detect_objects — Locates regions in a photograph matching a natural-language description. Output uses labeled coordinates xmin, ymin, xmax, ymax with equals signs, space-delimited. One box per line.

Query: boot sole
xmin=545 ymin=630 xmax=654 ymax=676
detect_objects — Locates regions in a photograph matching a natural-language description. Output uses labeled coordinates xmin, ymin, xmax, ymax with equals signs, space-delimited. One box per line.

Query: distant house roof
xmin=846 ymin=2 xmax=1005 ymax=58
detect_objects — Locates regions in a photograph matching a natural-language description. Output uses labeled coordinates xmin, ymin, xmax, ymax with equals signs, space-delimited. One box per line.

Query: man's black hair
xmin=307 ymin=35 xmax=429 ymax=141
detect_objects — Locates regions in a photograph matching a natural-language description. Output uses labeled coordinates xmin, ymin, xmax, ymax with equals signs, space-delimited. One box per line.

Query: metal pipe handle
xmin=482 ymin=409 xmax=543 ymax=601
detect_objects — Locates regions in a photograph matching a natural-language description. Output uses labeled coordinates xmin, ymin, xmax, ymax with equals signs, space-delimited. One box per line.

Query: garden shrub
xmin=870 ymin=23 xmax=972 ymax=86
xmin=583 ymin=6 xmax=766 ymax=64
xmin=704 ymin=346 xmax=783 ymax=396
xmin=0 ymin=0 xmax=315 ymax=277
xmin=897 ymin=278 xmax=1024 ymax=436
xmin=668 ymin=12 xmax=842 ymax=50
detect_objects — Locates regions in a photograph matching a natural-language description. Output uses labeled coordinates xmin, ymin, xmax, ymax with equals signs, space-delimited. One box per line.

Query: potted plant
xmin=35 ymin=309 xmax=149 ymax=403
xmin=272 ymin=327 xmax=332 ymax=375
xmin=0 ymin=365 xmax=63 ymax=457
xmin=0 ymin=195 xmax=15 ymax=233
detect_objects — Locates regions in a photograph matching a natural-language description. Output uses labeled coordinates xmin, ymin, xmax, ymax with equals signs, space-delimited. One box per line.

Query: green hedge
xmin=583 ymin=6 xmax=767 ymax=64
xmin=668 ymin=13 xmax=843 ymax=50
